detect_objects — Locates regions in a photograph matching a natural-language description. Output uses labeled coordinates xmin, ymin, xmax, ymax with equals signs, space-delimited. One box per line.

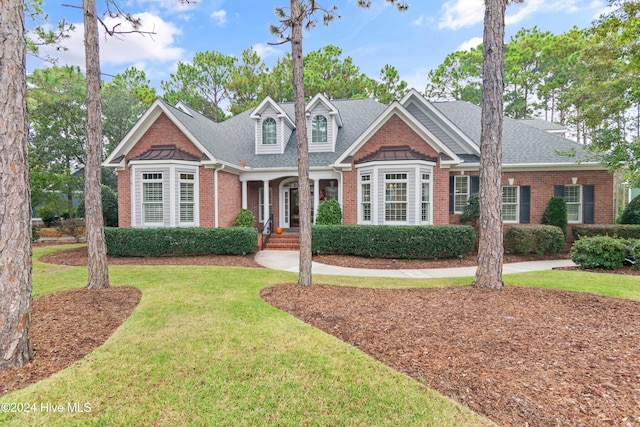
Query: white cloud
xmin=211 ymin=10 xmax=227 ymax=26
xmin=505 ymin=0 xmax=546 ymax=26
xmin=38 ymin=12 xmax=185 ymax=70
xmin=403 ymin=67 xmax=430 ymax=92
xmin=411 ymin=15 xmax=426 ymax=26
xmin=439 ymin=0 xmax=484 ymax=30
xmin=457 ymin=37 xmax=482 ymax=51
xmin=252 ymin=43 xmax=281 ymax=60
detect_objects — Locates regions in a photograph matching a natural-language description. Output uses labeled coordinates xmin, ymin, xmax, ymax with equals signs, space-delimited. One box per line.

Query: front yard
xmin=0 ymin=244 xmax=638 ymax=426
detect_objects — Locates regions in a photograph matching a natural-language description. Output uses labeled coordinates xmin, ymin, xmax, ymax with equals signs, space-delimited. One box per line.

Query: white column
xmin=313 ymin=178 xmax=320 ymax=224
xmin=263 ymin=180 xmax=270 ymax=232
xmin=241 ymin=181 xmax=248 ymax=209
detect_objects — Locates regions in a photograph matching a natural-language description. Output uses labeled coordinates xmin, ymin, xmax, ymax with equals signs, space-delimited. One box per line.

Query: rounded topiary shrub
xmin=316 ymin=199 xmax=342 ymax=225
xmin=541 ymin=196 xmax=568 ymax=235
xmin=620 ymin=195 xmax=640 ymax=224
xmin=38 ymin=206 xmax=57 ymax=227
xmin=570 ymin=236 xmax=627 ymax=269
xmin=233 ymin=208 xmax=255 ymax=227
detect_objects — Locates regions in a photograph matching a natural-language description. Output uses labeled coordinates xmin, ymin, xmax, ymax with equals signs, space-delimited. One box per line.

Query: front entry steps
xmin=263 ymin=230 xmax=300 ymax=250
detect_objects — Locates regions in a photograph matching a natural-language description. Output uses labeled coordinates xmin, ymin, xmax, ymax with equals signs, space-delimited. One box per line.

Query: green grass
xmin=1 ymin=245 xmax=494 ymax=426
xmin=3 ymin=245 xmax=638 ymax=426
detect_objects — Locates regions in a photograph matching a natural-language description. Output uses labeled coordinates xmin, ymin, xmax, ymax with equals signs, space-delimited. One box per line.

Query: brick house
xmin=104 ymin=89 xmax=614 ymax=234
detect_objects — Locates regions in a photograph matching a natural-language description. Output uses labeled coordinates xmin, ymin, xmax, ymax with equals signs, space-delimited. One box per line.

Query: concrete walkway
xmin=254 ymin=250 xmax=576 ymax=278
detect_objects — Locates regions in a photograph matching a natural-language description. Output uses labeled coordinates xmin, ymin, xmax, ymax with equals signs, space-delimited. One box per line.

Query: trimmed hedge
xmin=541 ymin=196 xmax=568 ymax=235
xmin=504 ymin=225 xmax=565 ymax=256
xmin=312 ymin=225 xmax=475 ymax=259
xmin=572 ymin=224 xmax=640 ymax=240
xmin=105 ymin=227 xmax=258 ymax=257
xmin=570 ymin=236 xmax=628 ymax=270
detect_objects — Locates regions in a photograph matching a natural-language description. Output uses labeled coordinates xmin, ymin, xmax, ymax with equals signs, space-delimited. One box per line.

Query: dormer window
xmin=262 ymin=117 xmax=277 ymax=145
xmin=312 ymin=115 xmax=328 ymax=143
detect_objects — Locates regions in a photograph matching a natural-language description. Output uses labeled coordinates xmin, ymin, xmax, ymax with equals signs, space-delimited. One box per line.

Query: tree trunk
xmin=0 ymin=0 xmax=34 ymax=369
xmin=473 ymin=0 xmax=506 ymax=290
xmin=291 ymin=0 xmax=312 ymax=286
xmin=83 ymin=0 xmax=110 ymax=289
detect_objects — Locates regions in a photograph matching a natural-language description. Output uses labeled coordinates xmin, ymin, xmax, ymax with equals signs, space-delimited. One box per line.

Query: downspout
xmin=214 ymin=164 xmax=225 ymax=228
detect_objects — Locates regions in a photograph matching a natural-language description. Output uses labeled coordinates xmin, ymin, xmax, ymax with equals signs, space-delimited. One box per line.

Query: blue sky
xmin=28 ymin=0 xmax=611 ymax=93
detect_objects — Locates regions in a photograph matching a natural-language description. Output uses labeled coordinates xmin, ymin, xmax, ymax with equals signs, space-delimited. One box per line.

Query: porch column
xmin=313 ymin=178 xmax=320 ymax=224
xmin=263 ymin=180 xmax=270 ymax=232
xmin=241 ymin=181 xmax=247 ymax=209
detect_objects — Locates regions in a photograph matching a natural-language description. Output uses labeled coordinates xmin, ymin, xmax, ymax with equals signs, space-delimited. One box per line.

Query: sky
xmin=28 ymin=0 xmax=612 ymax=95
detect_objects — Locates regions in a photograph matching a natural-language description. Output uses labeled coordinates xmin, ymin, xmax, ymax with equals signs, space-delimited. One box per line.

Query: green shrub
xmin=541 ymin=196 xmax=568 ymax=235
xmin=233 ymin=209 xmax=255 ymax=227
xmin=38 ymin=206 xmax=58 ymax=227
xmin=76 ymin=184 xmax=119 ymax=227
xmin=104 ymin=227 xmax=258 ymax=257
xmin=570 ymin=236 xmax=627 ymax=269
xmin=572 ymin=224 xmax=640 ymax=240
xmin=56 ymin=218 xmax=86 ymax=242
xmin=312 ymin=225 xmax=475 ymax=259
xmin=31 ymin=225 xmax=40 ymax=242
xmin=459 ymin=194 xmax=480 ymax=226
xmin=316 ymin=199 xmax=342 ymax=225
xmin=620 ymin=195 xmax=640 ymax=224
xmin=504 ymin=225 xmax=565 ymax=256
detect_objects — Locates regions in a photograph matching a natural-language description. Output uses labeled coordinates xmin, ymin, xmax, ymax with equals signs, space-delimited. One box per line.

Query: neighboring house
xmin=104 ymin=89 xmax=614 ymax=235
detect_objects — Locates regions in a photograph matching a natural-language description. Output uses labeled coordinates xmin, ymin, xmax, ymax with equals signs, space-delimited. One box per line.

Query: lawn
xmin=1 ymin=244 xmax=638 ymax=426
xmin=1 ymin=245 xmax=493 ymax=426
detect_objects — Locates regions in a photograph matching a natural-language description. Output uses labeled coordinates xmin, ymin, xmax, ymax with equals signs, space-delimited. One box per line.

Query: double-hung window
xmin=385 ymin=173 xmax=407 ymax=222
xmin=360 ymin=174 xmax=371 ymax=222
xmin=454 ymin=176 xmax=469 ymax=213
xmin=262 ymin=117 xmax=277 ymax=145
xmin=502 ymin=186 xmax=519 ymax=222
xmin=311 ymin=115 xmax=328 ymax=143
xmin=421 ymin=173 xmax=431 ymax=223
xmin=565 ymin=185 xmax=582 ymax=222
xmin=179 ymin=173 xmax=195 ymax=223
xmin=142 ymin=173 xmax=163 ymax=225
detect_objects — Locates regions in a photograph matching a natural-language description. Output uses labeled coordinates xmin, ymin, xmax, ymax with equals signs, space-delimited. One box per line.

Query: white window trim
xmin=384 ymin=172 xmax=408 ymax=224
xmin=132 ymin=163 xmax=199 ymax=228
xmin=262 ymin=117 xmax=277 ymax=145
xmin=565 ymin=184 xmax=582 ymax=223
xmin=420 ymin=172 xmax=432 ymax=225
xmin=454 ymin=175 xmax=470 ymax=214
xmin=311 ymin=115 xmax=328 ymax=143
xmin=502 ymin=185 xmax=519 ymax=224
xmin=142 ymin=172 xmax=164 ymax=226
xmin=179 ymin=172 xmax=196 ymax=226
xmin=359 ymin=173 xmax=372 ymax=224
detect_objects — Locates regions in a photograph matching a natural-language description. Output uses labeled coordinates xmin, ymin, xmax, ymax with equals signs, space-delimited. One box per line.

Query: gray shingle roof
xmin=431 ymin=101 xmax=591 ymax=164
xmin=159 ymin=97 xmax=592 ymax=169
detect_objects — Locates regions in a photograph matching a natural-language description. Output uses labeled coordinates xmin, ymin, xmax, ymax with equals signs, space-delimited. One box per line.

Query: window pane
xmin=312 ymin=115 xmax=327 ymax=143
xmin=565 ymin=185 xmax=580 ymax=203
xmin=180 ymin=183 xmax=194 ymax=203
xmin=385 ymin=175 xmax=407 ymax=221
xmin=567 ymin=204 xmax=580 ymax=222
xmin=361 ymin=180 xmax=371 ymax=222
xmin=422 ymin=182 xmax=430 ymax=222
xmin=180 ymin=203 xmax=194 ymax=222
xmin=143 ymin=182 xmax=163 ymax=202
xmin=262 ymin=118 xmax=277 ymax=145
xmin=144 ymin=203 xmax=163 ymax=223
xmin=503 ymin=205 xmax=517 ymax=221
xmin=454 ymin=176 xmax=469 ymax=213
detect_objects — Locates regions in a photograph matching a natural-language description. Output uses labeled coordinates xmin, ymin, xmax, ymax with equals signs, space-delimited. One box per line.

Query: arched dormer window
xmin=262 ymin=117 xmax=277 ymax=145
xmin=311 ymin=115 xmax=327 ymax=143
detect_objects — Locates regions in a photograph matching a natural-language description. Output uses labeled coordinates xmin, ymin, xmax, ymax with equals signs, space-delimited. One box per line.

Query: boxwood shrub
xmin=504 ymin=225 xmax=565 ymax=256
xmin=312 ymin=225 xmax=475 ymax=259
xmin=570 ymin=236 xmax=627 ymax=269
xmin=572 ymin=224 xmax=640 ymax=240
xmin=104 ymin=227 xmax=258 ymax=257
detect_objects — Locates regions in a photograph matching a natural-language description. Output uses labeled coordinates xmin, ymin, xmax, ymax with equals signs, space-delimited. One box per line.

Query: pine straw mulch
xmin=9 ymin=245 xmax=640 ymax=426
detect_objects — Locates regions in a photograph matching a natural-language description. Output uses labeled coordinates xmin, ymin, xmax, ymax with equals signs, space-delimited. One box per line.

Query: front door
xmin=290 ymin=188 xmax=299 ymax=227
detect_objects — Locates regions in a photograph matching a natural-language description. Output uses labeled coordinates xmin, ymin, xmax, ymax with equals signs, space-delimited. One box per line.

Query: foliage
xmin=38 ymin=206 xmax=58 ymax=227
xmin=541 ymin=196 xmax=568 ymax=235
xmin=374 ymin=64 xmax=408 ymax=104
xmin=459 ymin=194 xmax=480 ymax=226
xmin=56 ymin=218 xmax=86 ymax=242
xmin=76 ymin=184 xmax=118 ymax=227
xmin=571 ymin=235 xmax=628 ymax=269
xmin=620 ymin=194 xmax=640 ymax=224
xmin=315 ymin=199 xmax=342 ymax=225
xmin=312 ymin=225 xmax=475 ymax=259
xmin=572 ymin=224 xmax=640 ymax=240
xmin=504 ymin=225 xmax=565 ymax=256
xmin=31 ymin=225 xmax=41 ymax=242
xmin=233 ymin=209 xmax=256 ymax=227
xmin=104 ymin=227 xmax=258 ymax=257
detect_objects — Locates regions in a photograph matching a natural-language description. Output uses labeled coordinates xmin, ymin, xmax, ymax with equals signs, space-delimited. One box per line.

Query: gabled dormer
xmin=305 ymin=93 xmax=342 ymax=153
xmin=250 ymin=96 xmax=295 ymax=155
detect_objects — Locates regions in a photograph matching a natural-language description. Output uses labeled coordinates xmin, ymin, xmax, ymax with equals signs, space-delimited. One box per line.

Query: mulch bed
xmin=0 ymin=286 xmax=141 ymax=397
xmin=261 ymin=283 xmax=640 ymax=427
xmin=12 ymin=245 xmax=640 ymax=426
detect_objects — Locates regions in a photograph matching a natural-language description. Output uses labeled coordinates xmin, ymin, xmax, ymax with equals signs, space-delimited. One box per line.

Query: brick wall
xmin=217 ymin=170 xmax=242 ymax=227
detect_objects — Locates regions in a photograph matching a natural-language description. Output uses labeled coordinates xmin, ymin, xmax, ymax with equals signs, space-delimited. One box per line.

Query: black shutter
xmin=583 ymin=185 xmax=595 ymax=224
xmin=554 ymin=185 xmax=565 ymax=197
xmin=449 ymin=176 xmax=455 ymax=214
xmin=470 ymin=175 xmax=480 ymax=195
xmin=519 ymin=186 xmax=531 ymax=224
